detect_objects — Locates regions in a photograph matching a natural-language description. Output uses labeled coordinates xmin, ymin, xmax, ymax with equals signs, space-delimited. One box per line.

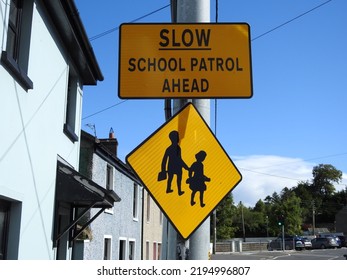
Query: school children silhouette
xmin=186 ymin=150 xmax=210 ymax=207
xmin=160 ymin=130 xmax=189 ymax=196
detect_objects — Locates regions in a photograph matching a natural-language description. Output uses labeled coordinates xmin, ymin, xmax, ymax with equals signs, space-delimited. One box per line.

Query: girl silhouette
xmin=186 ymin=150 xmax=210 ymax=207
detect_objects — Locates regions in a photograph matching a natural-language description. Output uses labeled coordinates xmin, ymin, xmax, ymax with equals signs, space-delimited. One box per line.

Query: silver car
xmin=311 ymin=237 xmax=339 ymax=249
xmin=300 ymin=237 xmax=312 ymax=249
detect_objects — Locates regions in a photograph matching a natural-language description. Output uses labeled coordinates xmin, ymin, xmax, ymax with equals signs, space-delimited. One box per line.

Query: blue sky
xmin=75 ymin=0 xmax=347 ymax=206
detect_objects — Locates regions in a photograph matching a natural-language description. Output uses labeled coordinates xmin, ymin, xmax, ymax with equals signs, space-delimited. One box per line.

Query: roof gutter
xmin=61 ymin=0 xmax=104 ymax=82
xmin=38 ymin=0 xmax=104 ymax=84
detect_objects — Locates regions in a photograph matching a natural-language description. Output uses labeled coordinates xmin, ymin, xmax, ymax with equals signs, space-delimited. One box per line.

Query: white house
xmin=0 ymin=0 xmax=109 ymax=259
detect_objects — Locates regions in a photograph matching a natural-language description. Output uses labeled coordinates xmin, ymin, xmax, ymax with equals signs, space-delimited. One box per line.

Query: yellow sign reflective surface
xmin=126 ymin=103 xmax=242 ymax=239
xmin=119 ymin=23 xmax=252 ymax=99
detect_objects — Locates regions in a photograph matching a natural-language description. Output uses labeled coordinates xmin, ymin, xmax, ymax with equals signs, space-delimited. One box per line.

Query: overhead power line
xmin=239 ymin=166 xmax=347 ymax=187
xmin=247 ymin=152 xmax=347 ymax=171
xmin=80 ymin=0 xmax=345 ymax=183
xmin=83 ymin=0 xmax=333 ymax=119
xmin=89 ymin=4 xmax=170 ymax=41
xmin=82 ymin=100 xmax=127 ymax=120
xmin=88 ymin=1 xmax=332 ymax=42
xmin=240 ymin=167 xmax=303 ymax=182
xmin=251 ymin=0 xmax=333 ymax=41
xmin=238 ymin=152 xmax=347 ymax=183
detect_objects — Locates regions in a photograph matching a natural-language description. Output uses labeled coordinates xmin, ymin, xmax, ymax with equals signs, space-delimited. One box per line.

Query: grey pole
xmin=175 ymin=0 xmax=211 ymax=260
xmin=282 ymin=225 xmax=285 ymax=251
xmin=241 ymin=202 xmax=246 ymax=242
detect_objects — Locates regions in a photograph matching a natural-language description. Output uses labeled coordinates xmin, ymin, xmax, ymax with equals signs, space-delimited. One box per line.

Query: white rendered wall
xmin=0 ymin=2 xmax=82 ymax=259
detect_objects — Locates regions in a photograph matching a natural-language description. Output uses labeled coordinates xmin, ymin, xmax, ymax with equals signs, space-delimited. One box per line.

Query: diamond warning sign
xmin=126 ymin=103 xmax=242 ymax=239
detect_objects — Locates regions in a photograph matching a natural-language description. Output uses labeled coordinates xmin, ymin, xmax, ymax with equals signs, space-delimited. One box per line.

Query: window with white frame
xmin=104 ymin=164 xmax=114 ymax=214
xmin=153 ymin=242 xmax=157 ymax=260
xmin=106 ymin=164 xmax=114 ymax=191
xmin=129 ymin=240 xmax=135 ymax=260
xmin=145 ymin=241 xmax=150 ymax=260
xmin=119 ymin=239 xmax=126 ymax=260
xmin=103 ymin=236 xmax=112 ymax=260
xmin=157 ymin=243 xmax=162 ymax=260
xmin=132 ymin=184 xmax=139 ymax=220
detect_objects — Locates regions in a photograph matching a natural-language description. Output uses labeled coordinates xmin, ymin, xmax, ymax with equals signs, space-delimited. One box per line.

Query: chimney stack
xmin=100 ymin=127 xmax=118 ymax=157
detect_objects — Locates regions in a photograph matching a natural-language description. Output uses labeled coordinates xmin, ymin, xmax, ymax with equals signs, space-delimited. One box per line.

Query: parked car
xmin=334 ymin=236 xmax=342 ymax=247
xmin=311 ymin=237 xmax=339 ymax=249
xmin=268 ymin=236 xmax=305 ymax=251
xmin=300 ymin=237 xmax=312 ymax=249
xmin=320 ymin=235 xmax=342 ymax=247
xmin=337 ymin=235 xmax=346 ymax=247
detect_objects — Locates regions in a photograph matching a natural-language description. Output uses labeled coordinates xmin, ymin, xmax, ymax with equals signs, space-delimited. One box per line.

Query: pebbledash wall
xmin=79 ymin=131 xmax=143 ymax=260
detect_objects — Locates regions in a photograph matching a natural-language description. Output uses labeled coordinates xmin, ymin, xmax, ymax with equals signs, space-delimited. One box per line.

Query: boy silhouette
xmin=160 ymin=130 xmax=188 ymax=196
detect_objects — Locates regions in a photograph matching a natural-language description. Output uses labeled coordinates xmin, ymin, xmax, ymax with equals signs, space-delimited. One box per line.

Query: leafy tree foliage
xmin=311 ymin=164 xmax=342 ymax=197
xmin=213 ymin=164 xmax=346 ymax=240
xmin=212 ymin=193 xmax=238 ymax=240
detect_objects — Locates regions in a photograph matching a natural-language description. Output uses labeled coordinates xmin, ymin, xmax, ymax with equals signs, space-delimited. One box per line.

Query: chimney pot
xmin=109 ymin=127 xmax=115 ymax=139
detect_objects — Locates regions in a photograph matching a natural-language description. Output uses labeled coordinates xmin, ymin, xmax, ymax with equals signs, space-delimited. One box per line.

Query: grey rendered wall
xmin=83 ymin=153 xmax=142 ymax=260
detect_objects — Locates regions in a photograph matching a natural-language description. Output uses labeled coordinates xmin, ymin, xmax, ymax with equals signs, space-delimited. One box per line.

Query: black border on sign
xmin=125 ymin=102 xmax=242 ymax=240
xmin=118 ymin=22 xmax=253 ymax=99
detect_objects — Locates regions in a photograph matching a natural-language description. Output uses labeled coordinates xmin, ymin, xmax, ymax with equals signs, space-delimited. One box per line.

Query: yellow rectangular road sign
xmin=119 ymin=23 xmax=252 ymax=99
xmin=126 ymin=103 xmax=242 ymax=239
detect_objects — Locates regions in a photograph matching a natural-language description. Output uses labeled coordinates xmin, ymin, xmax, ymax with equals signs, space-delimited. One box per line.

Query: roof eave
xmin=38 ymin=0 xmax=104 ymax=85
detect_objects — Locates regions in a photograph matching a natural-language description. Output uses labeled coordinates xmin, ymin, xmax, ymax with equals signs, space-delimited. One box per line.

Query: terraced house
xmin=0 ymin=0 xmax=110 ymax=259
xmin=0 ymin=0 xmax=163 ymax=260
xmin=78 ymin=130 xmax=142 ymax=260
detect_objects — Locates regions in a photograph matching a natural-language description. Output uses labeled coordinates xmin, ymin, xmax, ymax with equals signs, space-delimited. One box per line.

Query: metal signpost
xmin=118 ymin=0 xmax=252 ymax=260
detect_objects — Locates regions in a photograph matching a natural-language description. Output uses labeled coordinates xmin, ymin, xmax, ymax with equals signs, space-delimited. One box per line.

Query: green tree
xmin=310 ymin=164 xmax=343 ymax=224
xmin=213 ymin=193 xmax=238 ymax=240
xmin=233 ymin=200 xmax=273 ymax=238
xmin=266 ymin=190 xmax=302 ymax=236
xmin=291 ymin=181 xmax=313 ymax=224
xmin=215 ymin=164 xmax=344 ymax=239
xmin=251 ymin=200 xmax=269 ymax=236
xmin=311 ymin=164 xmax=342 ymax=197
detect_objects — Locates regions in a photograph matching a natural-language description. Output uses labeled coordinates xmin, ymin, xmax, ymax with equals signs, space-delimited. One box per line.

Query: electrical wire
xmin=251 ymin=0 xmax=333 ymax=41
xmin=83 ymin=0 xmax=333 ymax=120
xmin=240 ymin=167 xmax=308 ymax=182
xmin=243 ymin=152 xmax=347 ymax=171
xmin=238 ymin=152 xmax=347 ymax=185
xmin=89 ymin=4 xmax=170 ymax=41
xmin=81 ymin=0 xmax=347 ymax=184
xmin=88 ymin=0 xmax=332 ymax=42
xmin=82 ymin=100 xmax=127 ymax=120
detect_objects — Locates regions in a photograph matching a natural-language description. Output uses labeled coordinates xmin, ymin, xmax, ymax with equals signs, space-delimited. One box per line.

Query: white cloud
xmin=230 ymin=155 xmax=347 ymax=207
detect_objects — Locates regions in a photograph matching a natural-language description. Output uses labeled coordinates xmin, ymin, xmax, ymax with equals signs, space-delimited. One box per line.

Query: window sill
xmin=63 ymin=123 xmax=79 ymax=143
xmin=1 ymin=51 xmax=33 ymax=91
